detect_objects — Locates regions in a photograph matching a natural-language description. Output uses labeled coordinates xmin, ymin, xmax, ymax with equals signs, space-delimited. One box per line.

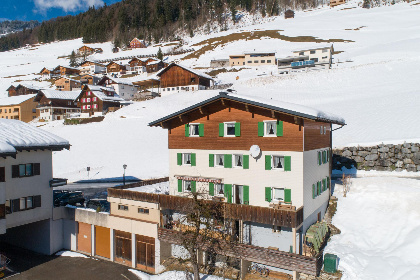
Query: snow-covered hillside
xmin=0 ymin=1 xmax=419 ymax=183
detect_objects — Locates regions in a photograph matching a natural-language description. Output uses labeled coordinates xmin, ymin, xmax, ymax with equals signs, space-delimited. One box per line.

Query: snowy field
xmin=326 ymin=177 xmax=420 ymax=280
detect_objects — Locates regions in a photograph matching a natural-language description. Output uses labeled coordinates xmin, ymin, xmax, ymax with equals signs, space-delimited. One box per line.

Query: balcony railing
xmin=107 ymin=189 xmax=303 ymax=228
xmin=50 ymin=178 xmax=68 ymax=187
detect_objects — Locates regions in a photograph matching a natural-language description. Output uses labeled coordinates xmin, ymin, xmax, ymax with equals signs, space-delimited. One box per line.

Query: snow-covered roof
xmin=0 ymin=119 xmax=70 ymax=156
xmin=147 ymin=61 xmax=161 ymax=65
xmin=104 ymin=77 xmax=135 ymax=86
xmin=84 ymin=85 xmax=124 ymax=102
xmin=40 ymin=90 xmax=80 ymax=100
xmin=149 ymin=91 xmax=346 ymax=126
xmin=293 ymin=45 xmax=333 ymax=52
xmin=243 ymin=51 xmax=277 ymax=55
xmin=0 ymin=94 xmax=36 ymax=106
xmin=157 ymin=63 xmax=213 ymax=80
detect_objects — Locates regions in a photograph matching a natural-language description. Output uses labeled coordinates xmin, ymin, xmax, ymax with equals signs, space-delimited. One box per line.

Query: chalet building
xmin=128 ymin=58 xmax=147 ymax=74
xmin=80 ymin=74 xmax=101 ymax=85
xmin=57 ymin=66 xmax=80 ymax=77
xmin=0 ymin=94 xmax=37 ymax=122
xmin=78 ymin=45 xmax=95 ymax=56
xmin=229 ymin=52 xmax=276 ymax=67
xmin=74 ymin=92 xmax=345 ymax=278
xmin=75 ymin=85 xmax=125 ymax=116
xmin=35 ymin=90 xmax=80 ymax=121
xmin=98 ymin=77 xmax=138 ymax=100
xmin=55 ymin=77 xmax=82 ymax=91
xmin=0 ymin=119 xmax=72 ymax=255
xmin=330 ymin=0 xmax=345 ymax=7
xmin=7 ymin=84 xmax=42 ymax=97
xmin=106 ymin=62 xmax=127 ymax=77
xmin=39 ymin=67 xmax=60 ymax=80
xmin=79 ymin=61 xmax=106 ymax=75
xmin=129 ymin=38 xmax=147 ymax=49
xmin=285 ymin=10 xmax=295 ymax=19
xmin=157 ymin=63 xmax=213 ymax=95
xmin=146 ymin=61 xmax=165 ymax=73
xmin=292 ymin=45 xmax=334 ymax=67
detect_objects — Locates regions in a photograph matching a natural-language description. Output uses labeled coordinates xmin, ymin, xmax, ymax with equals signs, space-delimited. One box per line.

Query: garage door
xmin=95 ymin=226 xmax=110 ymax=259
xmin=77 ymin=222 xmax=91 ymax=254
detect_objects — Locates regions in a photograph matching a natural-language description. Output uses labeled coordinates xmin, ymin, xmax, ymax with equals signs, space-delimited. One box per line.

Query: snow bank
xmin=55 ymin=250 xmax=89 ymax=258
xmin=128 ymin=269 xmax=231 ymax=280
xmin=325 ymin=177 xmax=420 ymax=280
xmin=127 ymin=182 xmax=169 ymax=194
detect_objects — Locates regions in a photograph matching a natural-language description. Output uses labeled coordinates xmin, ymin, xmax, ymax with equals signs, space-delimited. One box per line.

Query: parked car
xmin=86 ymin=199 xmax=110 ymax=212
xmin=53 ymin=190 xmax=69 ymax=201
xmin=54 ymin=191 xmax=85 ymax=207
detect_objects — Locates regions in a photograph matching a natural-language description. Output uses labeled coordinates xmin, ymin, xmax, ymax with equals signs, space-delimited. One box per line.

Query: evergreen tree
xmin=157 ymin=47 xmax=163 ymax=60
xmin=69 ymin=50 xmax=78 ymax=67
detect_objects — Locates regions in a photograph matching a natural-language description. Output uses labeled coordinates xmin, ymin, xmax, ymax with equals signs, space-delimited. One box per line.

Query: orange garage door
xmin=77 ymin=222 xmax=91 ymax=254
xmin=95 ymin=226 xmax=110 ymax=259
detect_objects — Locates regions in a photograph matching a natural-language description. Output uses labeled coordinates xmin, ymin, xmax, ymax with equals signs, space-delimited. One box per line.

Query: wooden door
xmin=77 ymin=222 xmax=91 ymax=254
xmin=95 ymin=226 xmax=110 ymax=259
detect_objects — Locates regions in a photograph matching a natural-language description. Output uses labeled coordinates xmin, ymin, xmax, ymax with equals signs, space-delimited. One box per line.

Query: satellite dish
xmin=249 ymin=145 xmax=261 ymax=159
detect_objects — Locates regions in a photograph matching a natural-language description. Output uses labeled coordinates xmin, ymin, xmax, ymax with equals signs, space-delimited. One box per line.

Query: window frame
xmin=272 ymin=187 xmax=285 ymax=202
xmin=264 ymin=120 xmax=277 ymax=137
xmin=189 ymin=123 xmax=200 ymax=137
xmin=272 ymin=155 xmax=285 ymax=171
xmin=214 ymin=183 xmax=224 ymax=197
xmin=233 ymin=154 xmax=243 ymax=168
xmin=215 ymin=154 xmax=224 ymax=167
xmin=118 ymin=204 xmax=129 ymax=211
xmin=224 ymin=122 xmax=236 ymax=137
xmin=182 ymin=153 xmax=192 ymax=166
xmin=138 ymin=207 xmax=150 ymax=214
xmin=183 ymin=180 xmax=192 ymax=192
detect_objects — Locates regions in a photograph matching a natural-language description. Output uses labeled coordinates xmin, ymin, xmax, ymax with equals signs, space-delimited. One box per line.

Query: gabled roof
xmin=55 ymin=76 xmax=82 ymax=83
xmin=0 ymin=94 xmax=36 ymax=106
xmin=149 ymin=92 xmax=346 ymax=127
xmin=80 ymin=60 xmax=105 ymax=67
xmin=98 ymin=76 xmax=135 ymax=86
xmin=156 ymin=63 xmax=213 ymax=80
xmin=79 ymin=85 xmax=124 ymax=102
xmin=37 ymin=90 xmax=80 ymax=101
xmin=0 ymin=119 xmax=70 ymax=157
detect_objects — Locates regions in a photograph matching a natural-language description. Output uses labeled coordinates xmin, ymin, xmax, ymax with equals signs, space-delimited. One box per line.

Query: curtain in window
xmin=235 ymin=155 xmax=242 ymax=167
xmin=274 ymin=188 xmax=284 ymax=200
xmin=266 ymin=122 xmax=276 ymax=135
xmin=192 ymin=125 xmax=199 ymax=135
xmin=183 ymin=154 xmax=191 ymax=164
xmin=273 ymin=157 xmax=284 ymax=169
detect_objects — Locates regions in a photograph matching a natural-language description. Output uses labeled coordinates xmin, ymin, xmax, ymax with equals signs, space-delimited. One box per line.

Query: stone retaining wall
xmin=332 ymin=143 xmax=420 ymax=172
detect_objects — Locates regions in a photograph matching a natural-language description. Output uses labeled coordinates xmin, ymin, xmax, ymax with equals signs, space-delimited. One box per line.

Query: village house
xmin=79 ymin=61 xmax=106 ymax=75
xmin=7 ymin=84 xmax=42 ymax=97
xmin=98 ymin=77 xmax=138 ymax=101
xmin=128 ymin=58 xmax=147 ymax=74
xmin=129 ymin=38 xmax=147 ymax=49
xmin=55 ymin=77 xmax=82 ymax=91
xmin=0 ymin=94 xmax=38 ymax=122
xmin=157 ymin=63 xmax=213 ymax=95
xmin=75 ymin=85 xmax=126 ymax=116
xmin=80 ymin=74 xmax=101 ymax=85
xmin=285 ymin=9 xmax=295 ymax=19
xmin=0 ymin=119 xmax=72 ymax=255
xmin=132 ymin=77 xmax=160 ymax=99
xmin=146 ymin=60 xmax=165 ymax=73
xmin=330 ymin=0 xmax=346 ymax=7
xmin=73 ymin=92 xmax=345 ymax=278
xmin=35 ymin=90 xmax=80 ymax=121
xmin=292 ymin=45 xmax=334 ymax=67
xmin=57 ymin=65 xmax=80 ymax=77
xmin=229 ymin=52 xmax=276 ymax=67
xmin=106 ymin=62 xmax=127 ymax=77
xmin=39 ymin=67 xmax=60 ymax=80
xmin=78 ymin=45 xmax=95 ymax=56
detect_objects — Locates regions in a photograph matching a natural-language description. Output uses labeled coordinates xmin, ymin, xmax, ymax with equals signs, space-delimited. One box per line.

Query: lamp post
xmin=123 ymin=164 xmax=127 ymax=186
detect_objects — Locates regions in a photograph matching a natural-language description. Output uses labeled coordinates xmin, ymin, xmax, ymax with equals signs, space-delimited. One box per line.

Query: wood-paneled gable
xmin=167 ymin=100 xmax=304 ymax=151
xmin=303 ymin=120 xmax=331 ymax=151
xmin=159 ymin=65 xmax=211 ymax=88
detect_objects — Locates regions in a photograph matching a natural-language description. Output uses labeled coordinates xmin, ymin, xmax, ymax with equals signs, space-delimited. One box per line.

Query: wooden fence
xmin=158 ymin=228 xmax=320 ymax=276
xmin=115 ymin=177 xmax=169 ymax=190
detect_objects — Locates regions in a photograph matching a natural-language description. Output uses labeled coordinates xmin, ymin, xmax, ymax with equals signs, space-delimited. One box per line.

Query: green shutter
xmin=209 ymin=182 xmax=214 ymax=196
xmin=224 ymin=154 xmax=232 ymax=168
xmin=327 ymin=177 xmax=330 ymax=189
xmin=191 ymin=153 xmax=196 ymax=166
xmin=243 ymin=185 xmax=249 ymax=205
xmin=258 ymin=122 xmax=264 ymax=137
xmin=177 ymin=153 xmax=182 ymax=166
xmin=191 ymin=181 xmax=196 ymax=193
xmin=243 ymin=155 xmax=249 ymax=169
xmin=185 ymin=124 xmax=190 ymax=137
xmin=322 ymin=179 xmax=326 ymax=191
xmin=323 ymin=151 xmax=327 ymax=164
xmin=225 ymin=184 xmax=232 ymax=203
xmin=265 ymin=187 xmax=272 ymax=202
xmin=284 ymin=156 xmax=291 ymax=171
xmin=312 ymin=184 xmax=316 ymax=199
xmin=276 ymin=120 xmax=283 ymax=137
xmin=235 ymin=122 xmax=241 ymax=137
xmin=209 ymin=154 xmax=214 ymax=167
xmin=318 ymin=152 xmax=321 ymax=165
xmin=318 ymin=181 xmax=321 ymax=195
xmin=219 ymin=123 xmax=224 ymax=137
xmin=178 ymin=180 xmax=182 ymax=192
xmin=284 ymin=189 xmax=291 ymax=203
xmin=265 ymin=155 xmax=272 ymax=170
xmin=199 ymin=124 xmax=204 ymax=137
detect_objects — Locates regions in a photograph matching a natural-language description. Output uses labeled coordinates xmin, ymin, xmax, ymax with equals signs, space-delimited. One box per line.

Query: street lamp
xmin=123 ymin=164 xmax=127 ymax=186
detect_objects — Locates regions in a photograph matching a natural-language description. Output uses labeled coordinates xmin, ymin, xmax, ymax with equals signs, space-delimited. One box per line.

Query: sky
xmin=0 ymin=0 xmax=121 ymax=22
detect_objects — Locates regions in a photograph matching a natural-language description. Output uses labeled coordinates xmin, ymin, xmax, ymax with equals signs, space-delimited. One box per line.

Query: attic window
xmin=191 ymin=77 xmax=196 ymax=83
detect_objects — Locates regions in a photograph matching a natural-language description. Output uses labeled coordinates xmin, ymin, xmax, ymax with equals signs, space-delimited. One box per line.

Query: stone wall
xmin=333 ymin=143 xmax=420 ymax=172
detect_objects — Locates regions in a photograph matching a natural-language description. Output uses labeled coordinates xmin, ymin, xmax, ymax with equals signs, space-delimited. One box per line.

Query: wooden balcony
xmin=107 ymin=189 xmax=303 ymax=228
xmin=158 ymin=228 xmax=322 ymax=276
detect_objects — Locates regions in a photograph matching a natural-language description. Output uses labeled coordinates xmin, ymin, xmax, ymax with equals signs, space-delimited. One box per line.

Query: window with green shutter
xmin=318 ymin=181 xmax=321 ymax=195
xmin=199 ymin=124 xmax=204 ymax=137
xmin=258 ymin=122 xmax=264 ymax=137
xmin=235 ymin=122 xmax=241 ymax=137
xmin=243 ymin=185 xmax=249 ymax=205
xmin=318 ymin=151 xmax=322 ymax=165
xmin=284 ymin=156 xmax=291 ymax=171
xmin=265 ymin=187 xmax=272 ymax=202
xmin=265 ymin=155 xmax=272 ymax=170
xmin=191 ymin=153 xmax=196 ymax=166
xmin=209 ymin=183 xmax=214 ymax=196
xmin=177 ymin=153 xmax=182 ymax=166
xmin=224 ymin=154 xmax=232 ymax=168
xmin=312 ymin=184 xmax=316 ymax=199
xmin=185 ymin=124 xmax=190 ymax=137
xmin=243 ymin=155 xmax=249 ymax=169
xmin=178 ymin=180 xmax=182 ymax=192
xmin=219 ymin=123 xmax=224 ymax=137
xmin=276 ymin=120 xmax=283 ymax=137
xmin=191 ymin=181 xmax=196 ymax=193
xmin=224 ymin=184 xmax=232 ymax=203
xmin=327 ymin=177 xmax=330 ymax=189
xmin=209 ymin=154 xmax=214 ymax=167
xmin=284 ymin=189 xmax=291 ymax=203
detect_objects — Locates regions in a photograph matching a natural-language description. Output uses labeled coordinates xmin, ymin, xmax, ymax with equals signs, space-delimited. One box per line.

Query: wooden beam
xmin=271 ymin=110 xmax=275 ymax=118
xmin=245 ymin=104 xmax=249 ymax=112
xmin=221 ymin=99 xmax=225 ymax=106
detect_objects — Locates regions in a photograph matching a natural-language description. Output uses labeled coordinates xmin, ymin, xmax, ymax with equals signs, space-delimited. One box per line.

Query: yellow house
xmin=0 ymin=94 xmax=38 ymax=123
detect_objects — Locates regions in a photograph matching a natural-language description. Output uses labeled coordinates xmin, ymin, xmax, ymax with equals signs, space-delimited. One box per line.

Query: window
xmin=322 ymin=49 xmax=328 ymax=53
xmin=20 ymin=198 xmax=26 ymax=210
xmin=310 ymin=50 xmax=316 ymax=54
xmin=189 ymin=124 xmax=200 ymax=136
xmin=0 ymin=167 xmax=4 ymax=182
xmin=320 ymin=126 xmax=323 ymax=134
xmin=93 ymin=104 xmax=98 ymax=109
xmin=121 ymin=85 xmax=124 ymax=89
xmin=87 ymin=91 xmax=92 ymax=96
xmin=254 ymin=60 xmax=258 ymax=63
xmin=191 ymin=78 xmax=196 ymax=83
xmin=82 ymin=98 xmax=86 ymax=103
xmin=272 ymin=156 xmax=284 ymax=170
xmin=261 ymin=60 xmax=266 ymax=63
xmin=215 ymin=154 xmax=224 ymax=167
xmin=27 ymin=196 xmax=33 ymax=208
xmin=118 ymin=204 xmax=129 ymax=211
xmin=322 ymin=56 xmax=328 ymax=59
xmin=215 ymin=183 xmax=224 ymax=196
xmin=5 ymin=195 xmax=40 ymax=213
xmin=312 ymin=58 xmax=319 ymax=62
xmin=87 ymin=105 xmax=91 ymax=109
xmin=18 ymin=163 xmax=33 ymax=177
xmin=183 ymin=180 xmax=192 ymax=192
xmin=82 ymin=105 xmax=86 ymax=110
xmin=247 ymin=61 xmax=252 ymax=64
xmin=299 ymin=52 xmax=304 ymax=56
xmin=233 ymin=154 xmax=243 ymax=168
xmin=138 ymin=208 xmax=150 ymax=214
xmin=86 ymin=98 xmax=91 ymax=103
xmin=222 ymin=122 xmax=239 ymax=137
xmin=183 ymin=153 xmax=192 ymax=165
xmin=265 ymin=121 xmax=277 ymax=136
xmin=273 ymin=188 xmax=285 ymax=201
xmin=267 ymin=60 xmax=272 ymax=63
